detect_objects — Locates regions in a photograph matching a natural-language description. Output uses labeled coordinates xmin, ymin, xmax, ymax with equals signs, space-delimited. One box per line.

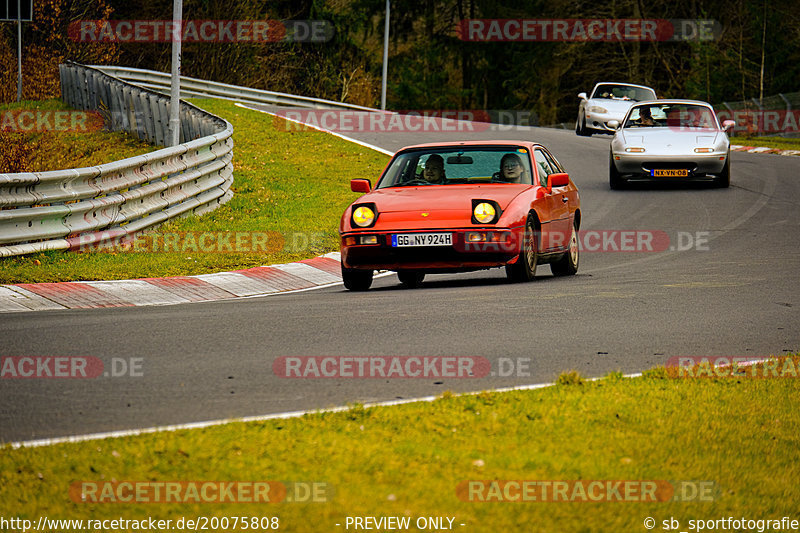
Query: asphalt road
xmin=2 ymin=110 xmax=798 ymax=442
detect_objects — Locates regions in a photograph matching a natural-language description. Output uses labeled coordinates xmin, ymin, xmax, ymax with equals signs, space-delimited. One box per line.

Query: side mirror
xmin=549 ymin=172 xmax=570 ymax=188
xmin=722 ymin=120 xmax=735 ymax=132
xmin=607 ymin=120 xmax=620 ymax=130
xmin=350 ymin=179 xmax=371 ymax=193
xmin=578 ymin=92 xmax=588 ymax=100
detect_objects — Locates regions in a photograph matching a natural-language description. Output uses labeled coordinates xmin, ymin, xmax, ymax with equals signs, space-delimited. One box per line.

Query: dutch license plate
xmin=392 ymin=233 xmax=453 ymax=247
xmin=651 ymin=169 xmax=689 ymax=177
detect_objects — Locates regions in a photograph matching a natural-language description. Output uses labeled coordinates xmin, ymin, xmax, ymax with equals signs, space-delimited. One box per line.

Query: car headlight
xmin=473 ymin=202 xmax=497 ymax=224
xmin=625 ymin=147 xmax=645 ymax=153
xmin=590 ymin=106 xmax=608 ymax=114
xmin=694 ymin=147 xmax=713 ymax=153
xmin=352 ymin=206 xmax=376 ymax=227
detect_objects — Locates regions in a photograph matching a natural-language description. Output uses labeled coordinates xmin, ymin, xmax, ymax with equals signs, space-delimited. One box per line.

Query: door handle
xmin=561 ymin=196 xmax=568 ymax=203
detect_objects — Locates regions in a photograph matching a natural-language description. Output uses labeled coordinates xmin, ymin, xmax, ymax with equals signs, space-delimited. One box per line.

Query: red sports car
xmin=339 ymin=140 xmax=581 ymax=290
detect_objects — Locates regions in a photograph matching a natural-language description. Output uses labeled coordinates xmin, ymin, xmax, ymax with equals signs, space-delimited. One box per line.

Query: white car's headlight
xmin=694 ymin=148 xmax=713 ymax=153
xmin=625 ymin=147 xmax=645 ymax=153
xmin=590 ymin=106 xmax=608 ymax=114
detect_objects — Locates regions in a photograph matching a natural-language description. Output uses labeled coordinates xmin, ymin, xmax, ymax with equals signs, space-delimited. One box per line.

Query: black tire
xmin=576 ymin=115 xmax=591 ymax=137
xmin=609 ymin=157 xmax=626 ymax=190
xmin=713 ymin=157 xmax=730 ymax=188
xmin=506 ymin=216 xmax=538 ymax=282
xmin=397 ymin=270 xmax=425 ymax=288
xmin=342 ymin=265 xmax=373 ymax=291
xmin=551 ymin=223 xmax=579 ymax=276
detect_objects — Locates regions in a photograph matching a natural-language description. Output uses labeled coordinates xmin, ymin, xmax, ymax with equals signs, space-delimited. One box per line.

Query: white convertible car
xmin=608 ymin=100 xmax=735 ymax=189
xmin=576 ymin=82 xmax=656 ymax=136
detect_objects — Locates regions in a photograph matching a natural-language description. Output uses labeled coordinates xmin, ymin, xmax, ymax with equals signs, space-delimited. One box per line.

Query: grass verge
xmin=730 ymin=135 xmax=800 ymax=151
xmin=2 ymin=356 xmax=798 ymax=532
xmin=0 ymin=99 xmax=390 ymax=283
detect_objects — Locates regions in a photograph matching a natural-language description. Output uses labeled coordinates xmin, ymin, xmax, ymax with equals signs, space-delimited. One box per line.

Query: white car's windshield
xmin=376 ymin=148 xmax=534 ymax=188
xmin=592 ymin=84 xmax=656 ymax=102
xmin=624 ymin=103 xmax=719 ymax=129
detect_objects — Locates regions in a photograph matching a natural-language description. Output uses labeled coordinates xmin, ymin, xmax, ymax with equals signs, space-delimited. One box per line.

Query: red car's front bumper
xmin=340 ymin=228 xmax=521 ymax=271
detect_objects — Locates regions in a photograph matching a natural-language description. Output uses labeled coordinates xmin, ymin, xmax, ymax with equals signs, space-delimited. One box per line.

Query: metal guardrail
xmin=92 ymin=65 xmax=379 ymax=112
xmin=0 ymin=62 xmax=234 ymax=258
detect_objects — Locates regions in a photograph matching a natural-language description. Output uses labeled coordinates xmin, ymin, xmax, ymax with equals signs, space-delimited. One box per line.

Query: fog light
xmin=694 ymin=147 xmax=713 ymax=153
xmin=467 ymin=232 xmax=486 ymax=242
xmin=625 ymin=147 xmax=645 ymax=153
xmin=359 ymin=235 xmax=379 ymax=245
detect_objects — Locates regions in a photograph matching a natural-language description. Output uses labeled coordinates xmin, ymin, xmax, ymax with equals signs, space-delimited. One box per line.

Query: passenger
xmin=493 ymin=153 xmax=528 ymax=183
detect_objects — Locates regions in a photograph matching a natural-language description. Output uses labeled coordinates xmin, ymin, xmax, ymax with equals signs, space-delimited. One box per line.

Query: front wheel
xmin=551 ymin=223 xmax=579 ymax=276
xmin=342 ymin=265 xmax=373 ymax=291
xmin=576 ymin=115 xmax=591 ymax=137
xmin=506 ymin=216 xmax=538 ymax=282
xmin=609 ymin=157 xmax=626 ymax=189
xmin=397 ymin=270 xmax=425 ymax=288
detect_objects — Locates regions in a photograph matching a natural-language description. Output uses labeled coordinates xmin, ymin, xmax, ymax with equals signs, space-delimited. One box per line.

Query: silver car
xmin=576 ymin=82 xmax=656 ymax=136
xmin=608 ymin=100 xmax=735 ymax=189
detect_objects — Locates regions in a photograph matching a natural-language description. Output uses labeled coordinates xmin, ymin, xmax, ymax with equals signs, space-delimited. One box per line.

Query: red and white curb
xmin=730 ymin=144 xmax=800 ymax=156
xmin=0 ymin=252 xmax=349 ymax=313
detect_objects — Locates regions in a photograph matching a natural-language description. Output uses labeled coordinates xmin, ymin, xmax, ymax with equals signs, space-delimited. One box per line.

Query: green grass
xmin=0 ymin=99 xmax=390 ymax=283
xmin=730 ymin=135 xmax=800 ymax=151
xmin=2 ymin=356 xmax=798 ymax=532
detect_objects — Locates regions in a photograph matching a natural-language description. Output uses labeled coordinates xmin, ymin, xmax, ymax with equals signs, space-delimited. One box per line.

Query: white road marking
xmin=234 ymin=102 xmax=395 ymax=156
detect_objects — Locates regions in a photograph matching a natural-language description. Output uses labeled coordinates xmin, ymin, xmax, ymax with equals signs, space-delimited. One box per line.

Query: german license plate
xmin=392 ymin=233 xmax=453 ymax=247
xmin=652 ymin=169 xmax=689 ymax=177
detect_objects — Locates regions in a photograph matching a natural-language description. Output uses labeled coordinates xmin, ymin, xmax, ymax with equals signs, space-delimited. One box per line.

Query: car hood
xmin=619 ymin=128 xmax=723 ymax=150
xmin=352 ymin=184 xmax=529 ymax=230
xmin=361 ymin=184 xmax=528 ymax=212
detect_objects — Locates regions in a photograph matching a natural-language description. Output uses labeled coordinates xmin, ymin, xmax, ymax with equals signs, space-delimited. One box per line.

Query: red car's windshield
xmin=376 ymin=148 xmax=534 ymax=188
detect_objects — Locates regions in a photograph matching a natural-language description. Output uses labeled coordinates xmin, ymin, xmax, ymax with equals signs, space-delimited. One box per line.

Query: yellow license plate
xmin=652 ymin=169 xmax=689 ymax=177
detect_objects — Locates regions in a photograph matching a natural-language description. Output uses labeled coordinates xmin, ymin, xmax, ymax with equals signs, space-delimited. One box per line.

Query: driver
xmin=422 ymin=154 xmax=445 ymax=184
xmin=636 ymin=106 xmax=655 ymax=126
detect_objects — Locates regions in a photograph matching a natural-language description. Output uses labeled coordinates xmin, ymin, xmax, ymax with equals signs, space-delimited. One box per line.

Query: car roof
xmin=396 ymin=140 xmax=540 ymax=151
xmin=592 ymin=82 xmax=656 ymax=91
